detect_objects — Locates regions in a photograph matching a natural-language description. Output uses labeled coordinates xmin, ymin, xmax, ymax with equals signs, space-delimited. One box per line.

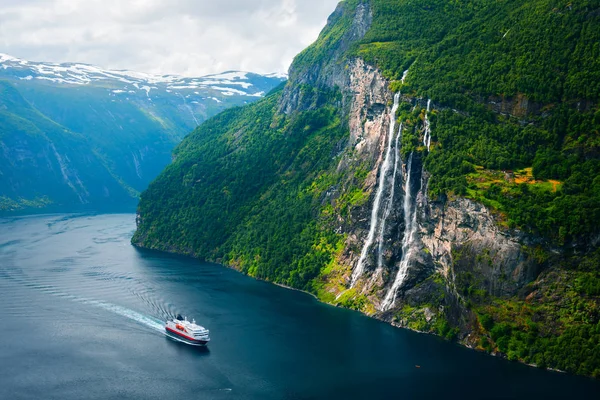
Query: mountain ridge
xmin=134 ymin=0 xmax=600 ymax=377
xmin=0 ymin=53 xmax=286 ymax=214
xmin=0 ymin=52 xmax=286 ymax=96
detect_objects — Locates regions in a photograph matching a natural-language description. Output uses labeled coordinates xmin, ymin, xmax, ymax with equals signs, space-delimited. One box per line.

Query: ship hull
xmin=165 ymin=326 xmax=209 ymax=346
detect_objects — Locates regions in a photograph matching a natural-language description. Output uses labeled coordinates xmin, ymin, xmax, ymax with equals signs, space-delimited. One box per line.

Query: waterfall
xmin=376 ymin=123 xmax=402 ymax=270
xmin=423 ymin=99 xmax=432 ymax=152
xmin=401 ymin=69 xmax=409 ymax=84
xmin=380 ymin=153 xmax=421 ymax=311
xmin=351 ymin=93 xmax=401 ymax=287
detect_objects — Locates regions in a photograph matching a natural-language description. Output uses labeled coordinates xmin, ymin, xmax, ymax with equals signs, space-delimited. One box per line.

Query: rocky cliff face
xmin=133 ymin=0 xmax=600 ymax=377
xmin=321 ymin=56 xmax=542 ymax=342
xmin=279 ymin=2 xmax=372 ymax=115
xmin=277 ymin=6 xmax=542 ymax=341
xmin=421 ymin=198 xmax=539 ymax=298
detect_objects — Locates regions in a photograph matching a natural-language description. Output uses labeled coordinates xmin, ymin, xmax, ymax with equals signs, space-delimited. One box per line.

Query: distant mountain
xmin=0 ymin=53 xmax=285 ymax=99
xmin=0 ymin=53 xmax=286 ymax=213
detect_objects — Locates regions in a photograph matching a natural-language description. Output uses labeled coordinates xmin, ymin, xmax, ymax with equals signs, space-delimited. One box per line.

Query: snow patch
xmin=196 ymin=79 xmax=253 ymax=89
xmin=140 ymin=85 xmax=151 ymax=96
xmin=204 ymin=71 xmax=248 ymax=81
xmin=0 ymin=53 xmax=281 ymax=101
xmin=210 ymin=86 xmax=248 ymax=95
xmin=265 ymin=72 xmax=288 ymax=79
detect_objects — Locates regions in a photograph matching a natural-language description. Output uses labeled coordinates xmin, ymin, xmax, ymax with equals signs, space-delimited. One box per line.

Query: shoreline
xmin=134 ymin=241 xmax=576 ymax=379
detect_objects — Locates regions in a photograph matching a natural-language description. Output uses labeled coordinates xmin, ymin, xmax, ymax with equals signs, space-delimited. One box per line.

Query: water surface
xmin=0 ymin=214 xmax=598 ymax=399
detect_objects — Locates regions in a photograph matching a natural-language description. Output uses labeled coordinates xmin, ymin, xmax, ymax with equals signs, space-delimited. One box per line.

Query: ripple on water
xmin=1 ymin=214 xmax=599 ymax=400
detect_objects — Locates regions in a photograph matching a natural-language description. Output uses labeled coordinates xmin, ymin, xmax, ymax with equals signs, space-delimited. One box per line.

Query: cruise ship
xmin=165 ymin=315 xmax=210 ymax=346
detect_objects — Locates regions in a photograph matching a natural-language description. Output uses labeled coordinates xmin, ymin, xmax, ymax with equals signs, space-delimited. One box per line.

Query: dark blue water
xmin=0 ymin=214 xmax=598 ymax=399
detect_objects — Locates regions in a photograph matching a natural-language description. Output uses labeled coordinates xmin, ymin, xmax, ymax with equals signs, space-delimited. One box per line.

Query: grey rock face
xmin=421 ymin=198 xmax=538 ymax=298
xmin=267 ymin=0 xmax=542 ymax=336
xmin=310 ymin=53 xmax=539 ymax=325
xmin=279 ymin=2 xmax=373 ymax=115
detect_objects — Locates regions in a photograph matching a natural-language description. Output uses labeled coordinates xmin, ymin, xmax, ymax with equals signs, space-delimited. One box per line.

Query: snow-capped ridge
xmin=0 ymin=53 xmax=287 ymax=98
xmin=265 ymin=72 xmax=288 ymax=79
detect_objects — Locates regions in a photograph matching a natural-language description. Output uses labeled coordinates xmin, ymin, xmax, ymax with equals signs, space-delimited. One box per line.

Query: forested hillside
xmin=0 ymin=55 xmax=285 ymax=213
xmin=134 ymin=0 xmax=600 ymax=377
xmin=0 ymin=80 xmax=135 ymax=210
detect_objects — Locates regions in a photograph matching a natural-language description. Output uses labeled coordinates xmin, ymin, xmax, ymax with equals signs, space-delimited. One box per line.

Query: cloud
xmin=0 ymin=0 xmax=340 ymax=76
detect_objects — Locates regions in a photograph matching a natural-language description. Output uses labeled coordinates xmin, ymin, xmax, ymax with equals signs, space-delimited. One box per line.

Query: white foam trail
xmin=3 ymin=272 xmax=167 ymax=335
xmin=86 ymin=300 xmax=165 ymax=333
xmin=381 ymin=153 xmax=419 ymax=310
xmin=351 ymin=93 xmax=401 ymax=287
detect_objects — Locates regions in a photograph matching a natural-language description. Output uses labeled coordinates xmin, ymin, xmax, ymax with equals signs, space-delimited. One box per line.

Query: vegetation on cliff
xmin=134 ymin=0 xmax=600 ymax=377
xmin=473 ymin=249 xmax=600 ymax=378
xmin=134 ymin=85 xmax=349 ymax=291
xmin=353 ymin=0 xmax=600 ymax=244
xmin=0 ymin=61 xmax=284 ymax=214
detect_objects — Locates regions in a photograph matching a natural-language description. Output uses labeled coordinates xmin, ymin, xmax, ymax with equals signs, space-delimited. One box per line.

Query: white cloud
xmin=0 ymin=0 xmax=340 ymax=76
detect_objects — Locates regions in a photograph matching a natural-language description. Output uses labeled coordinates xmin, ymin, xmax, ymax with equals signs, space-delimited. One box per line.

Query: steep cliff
xmin=134 ymin=0 xmax=600 ymax=377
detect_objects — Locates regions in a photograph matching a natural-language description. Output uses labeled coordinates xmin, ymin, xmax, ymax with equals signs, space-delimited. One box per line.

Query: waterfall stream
xmin=423 ymin=99 xmax=432 ymax=152
xmin=380 ymin=152 xmax=421 ymax=311
xmin=376 ymin=122 xmax=402 ymax=270
xmin=351 ymin=93 xmax=401 ymax=287
xmin=347 ymin=66 xmax=432 ymax=307
xmin=401 ymin=69 xmax=409 ymax=84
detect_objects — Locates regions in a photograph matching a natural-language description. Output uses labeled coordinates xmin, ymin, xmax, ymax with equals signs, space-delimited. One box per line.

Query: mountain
xmin=133 ymin=0 xmax=600 ymax=377
xmin=0 ymin=53 xmax=286 ymax=213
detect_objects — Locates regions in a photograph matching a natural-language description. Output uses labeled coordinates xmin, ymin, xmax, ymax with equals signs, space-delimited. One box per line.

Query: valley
xmin=0 ymin=54 xmax=285 ymax=213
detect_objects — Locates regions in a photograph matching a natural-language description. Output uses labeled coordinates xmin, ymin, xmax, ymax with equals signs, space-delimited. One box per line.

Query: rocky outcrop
xmin=344 ymin=58 xmax=392 ymax=174
xmin=485 ymin=94 xmax=543 ymax=118
xmin=279 ymin=2 xmax=373 ymax=115
xmin=251 ymin=0 xmax=542 ymax=332
xmin=421 ymin=198 xmax=538 ymax=298
xmin=308 ymin=48 xmax=541 ymax=333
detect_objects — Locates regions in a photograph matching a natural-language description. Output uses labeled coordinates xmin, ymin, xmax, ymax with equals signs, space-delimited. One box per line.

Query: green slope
xmin=134 ymin=0 xmax=600 ymax=377
xmin=18 ymin=83 xmax=184 ymax=193
xmin=0 ymin=80 xmax=136 ymax=211
xmin=0 ymin=60 xmax=285 ymax=214
xmin=359 ymin=0 xmax=600 ymax=244
xmin=134 ymin=84 xmax=348 ymax=287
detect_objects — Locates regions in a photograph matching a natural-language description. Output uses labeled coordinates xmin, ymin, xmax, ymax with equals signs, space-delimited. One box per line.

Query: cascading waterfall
xmin=401 ymin=69 xmax=409 ymax=84
xmin=380 ymin=152 xmax=421 ymax=311
xmin=376 ymin=122 xmax=402 ymax=270
xmin=350 ymin=93 xmax=401 ymax=287
xmin=348 ymin=64 xmax=432 ymax=305
xmin=374 ymin=67 xmax=410 ymax=272
xmin=423 ymin=99 xmax=432 ymax=152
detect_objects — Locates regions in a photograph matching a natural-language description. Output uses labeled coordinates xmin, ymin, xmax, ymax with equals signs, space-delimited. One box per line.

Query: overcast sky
xmin=0 ymin=0 xmax=340 ymax=76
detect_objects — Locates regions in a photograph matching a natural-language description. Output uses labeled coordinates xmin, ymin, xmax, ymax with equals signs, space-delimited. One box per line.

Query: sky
xmin=0 ymin=0 xmax=340 ymax=77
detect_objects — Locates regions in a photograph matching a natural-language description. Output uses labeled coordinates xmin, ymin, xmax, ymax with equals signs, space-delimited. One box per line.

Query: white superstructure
xmin=165 ymin=315 xmax=210 ymax=346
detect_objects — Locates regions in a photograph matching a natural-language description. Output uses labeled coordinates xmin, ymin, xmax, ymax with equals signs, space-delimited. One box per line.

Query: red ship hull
xmin=165 ymin=326 xmax=209 ymax=346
